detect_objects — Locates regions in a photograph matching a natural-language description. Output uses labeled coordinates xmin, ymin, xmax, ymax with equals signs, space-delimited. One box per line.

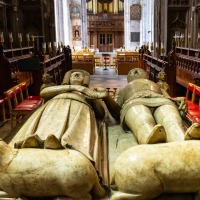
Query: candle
xmin=155 ymin=42 xmax=159 ymax=53
xmin=161 ymin=43 xmax=165 ymax=54
xmin=31 ymin=35 xmax=34 ymax=42
xmin=18 ymin=33 xmax=22 ymax=42
xmin=0 ymin=32 xmax=4 ymax=43
xmin=188 ymin=33 xmax=191 ymax=41
xmin=181 ymin=34 xmax=184 ymax=42
xmin=53 ymin=42 xmax=57 ymax=52
xmin=42 ymin=42 xmax=46 ymax=54
xmin=150 ymin=42 xmax=153 ymax=50
xmin=48 ymin=42 xmax=52 ymax=53
xmin=9 ymin=33 xmax=13 ymax=43
xmin=26 ymin=33 xmax=30 ymax=42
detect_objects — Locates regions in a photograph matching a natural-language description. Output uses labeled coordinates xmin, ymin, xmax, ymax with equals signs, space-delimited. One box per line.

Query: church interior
xmin=1 ymin=0 xmax=200 ymax=200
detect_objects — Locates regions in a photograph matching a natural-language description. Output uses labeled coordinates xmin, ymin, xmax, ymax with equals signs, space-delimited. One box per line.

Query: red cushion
xmin=26 ymin=96 xmax=42 ymax=100
xmin=188 ymin=103 xmax=200 ymax=110
xmin=13 ymin=103 xmax=38 ymax=111
xmin=188 ymin=109 xmax=200 ymax=118
xmin=192 ymin=117 xmax=200 ymax=124
xmin=22 ymin=99 xmax=42 ymax=105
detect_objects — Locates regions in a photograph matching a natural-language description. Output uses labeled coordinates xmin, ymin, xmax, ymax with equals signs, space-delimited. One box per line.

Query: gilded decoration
xmin=70 ymin=4 xmax=81 ymax=19
xmin=130 ymin=4 xmax=141 ymax=20
xmin=73 ymin=25 xmax=81 ymax=41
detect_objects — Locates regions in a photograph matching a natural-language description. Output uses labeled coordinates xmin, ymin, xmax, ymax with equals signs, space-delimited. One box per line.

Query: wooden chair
xmin=0 ymin=95 xmax=6 ymax=122
xmin=19 ymin=82 xmax=42 ymax=101
xmin=187 ymin=86 xmax=200 ymax=124
xmin=4 ymin=86 xmax=42 ymax=129
xmin=185 ymin=83 xmax=199 ymax=110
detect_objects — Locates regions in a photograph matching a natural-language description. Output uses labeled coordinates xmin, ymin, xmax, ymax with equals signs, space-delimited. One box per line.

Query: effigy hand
xmin=174 ymin=97 xmax=188 ymax=114
xmin=93 ymin=87 xmax=108 ymax=99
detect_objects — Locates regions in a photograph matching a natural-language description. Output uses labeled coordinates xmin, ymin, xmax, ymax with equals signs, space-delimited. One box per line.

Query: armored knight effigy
xmin=104 ymin=68 xmax=200 ymax=199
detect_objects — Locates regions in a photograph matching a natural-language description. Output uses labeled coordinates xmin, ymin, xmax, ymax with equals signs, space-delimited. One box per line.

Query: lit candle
xmin=0 ymin=32 xmax=4 ymax=43
xmin=9 ymin=33 xmax=13 ymax=43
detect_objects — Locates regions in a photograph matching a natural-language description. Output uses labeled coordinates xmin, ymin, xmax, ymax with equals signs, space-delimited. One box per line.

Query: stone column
xmin=81 ymin=0 xmax=88 ymax=48
xmin=124 ymin=0 xmax=130 ymax=49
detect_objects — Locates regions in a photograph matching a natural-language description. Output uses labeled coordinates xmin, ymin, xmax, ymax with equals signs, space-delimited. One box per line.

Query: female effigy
xmin=0 ymin=69 xmax=109 ymax=199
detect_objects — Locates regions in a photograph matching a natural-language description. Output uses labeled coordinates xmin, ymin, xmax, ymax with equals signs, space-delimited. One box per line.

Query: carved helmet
xmin=62 ymin=69 xmax=90 ymax=87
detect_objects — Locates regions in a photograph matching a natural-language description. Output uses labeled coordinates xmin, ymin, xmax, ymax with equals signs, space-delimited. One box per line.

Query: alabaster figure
xmin=104 ymin=68 xmax=200 ymax=144
xmin=0 ymin=139 xmax=105 ymax=200
xmin=40 ymin=72 xmax=56 ymax=91
xmin=7 ymin=69 xmax=109 ymax=199
xmin=156 ymin=70 xmax=170 ymax=94
xmin=111 ymin=140 xmax=200 ymax=200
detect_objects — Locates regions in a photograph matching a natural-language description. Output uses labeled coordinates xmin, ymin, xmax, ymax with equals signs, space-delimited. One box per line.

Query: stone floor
xmin=0 ymin=67 xmax=196 ymax=200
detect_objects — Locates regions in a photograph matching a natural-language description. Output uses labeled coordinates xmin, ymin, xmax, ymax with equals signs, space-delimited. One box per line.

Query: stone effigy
xmin=111 ymin=139 xmax=200 ymax=200
xmin=3 ymin=69 xmax=109 ymax=199
xmin=0 ymin=139 xmax=105 ymax=200
xmin=104 ymin=68 xmax=200 ymax=199
xmin=104 ymin=68 xmax=200 ymax=144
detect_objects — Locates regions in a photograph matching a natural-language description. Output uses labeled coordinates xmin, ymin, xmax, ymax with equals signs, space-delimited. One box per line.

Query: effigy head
xmin=42 ymin=73 xmax=53 ymax=84
xmin=127 ymin=68 xmax=148 ymax=83
xmin=62 ymin=69 xmax=90 ymax=87
xmin=157 ymin=70 xmax=166 ymax=81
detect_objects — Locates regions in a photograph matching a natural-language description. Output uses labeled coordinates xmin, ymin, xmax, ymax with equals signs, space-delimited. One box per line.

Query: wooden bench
xmin=72 ymin=51 xmax=95 ymax=75
xmin=116 ymin=51 xmax=139 ymax=75
xmin=176 ymin=47 xmax=200 ymax=88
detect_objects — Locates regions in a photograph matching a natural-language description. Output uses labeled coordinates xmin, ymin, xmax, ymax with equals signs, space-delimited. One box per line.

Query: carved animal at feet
xmin=0 ymin=139 xmax=106 ymax=200
xmin=111 ymin=140 xmax=200 ymax=200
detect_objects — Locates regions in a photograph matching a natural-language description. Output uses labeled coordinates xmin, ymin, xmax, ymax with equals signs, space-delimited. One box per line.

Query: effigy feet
xmin=185 ymin=123 xmax=200 ymax=140
xmin=44 ymin=134 xmax=63 ymax=149
xmin=21 ymin=135 xmax=41 ymax=148
xmin=146 ymin=124 xmax=167 ymax=144
xmin=17 ymin=134 xmax=63 ymax=149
